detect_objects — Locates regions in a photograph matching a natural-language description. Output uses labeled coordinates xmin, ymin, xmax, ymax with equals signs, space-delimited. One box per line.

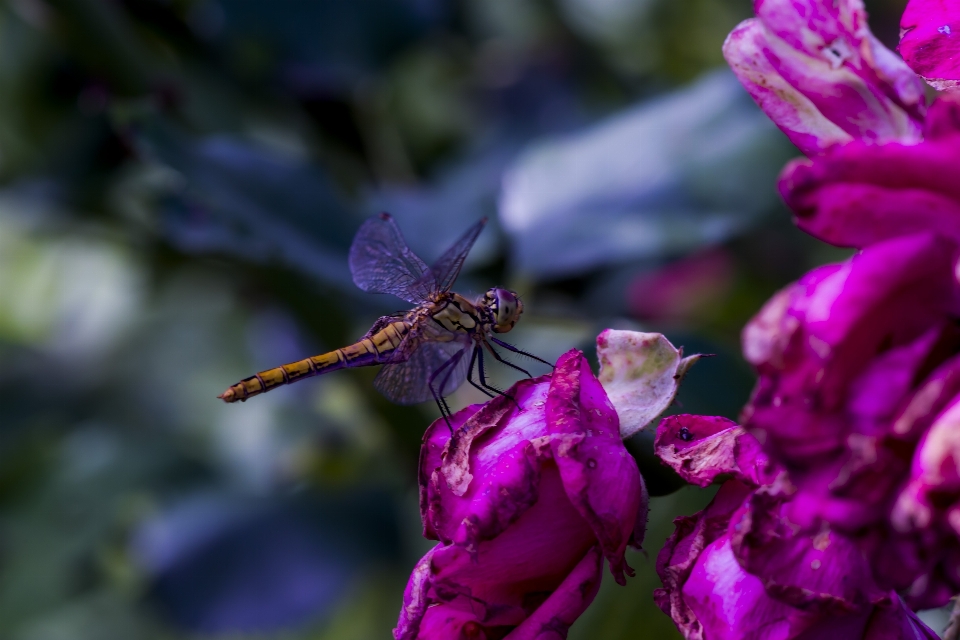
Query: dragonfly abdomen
xmin=218 ymin=321 xmax=409 ymax=403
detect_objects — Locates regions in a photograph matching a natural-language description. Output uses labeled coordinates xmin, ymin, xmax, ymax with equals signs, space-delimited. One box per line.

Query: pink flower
xmin=722 ymin=0 xmax=926 ymax=156
xmin=394 ymin=350 xmax=644 ymax=640
xmin=900 ymin=0 xmax=960 ymax=92
xmin=654 ymin=415 xmax=939 ymax=640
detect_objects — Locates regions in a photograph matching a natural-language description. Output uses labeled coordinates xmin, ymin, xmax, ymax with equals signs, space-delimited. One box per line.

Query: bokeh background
xmin=0 ymin=0 xmax=918 ymax=638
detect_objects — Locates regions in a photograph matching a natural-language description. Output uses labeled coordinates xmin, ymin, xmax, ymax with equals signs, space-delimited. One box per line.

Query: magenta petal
xmin=394 ymin=545 xmax=439 ymax=640
xmin=654 ymin=475 xmax=932 ymax=639
xmin=724 ymin=19 xmax=855 ymax=155
xmin=505 ymin=546 xmax=603 ymax=640
xmin=742 ymin=285 xmax=798 ymax=369
xmin=419 ymin=403 xmax=483 ymax=540
xmin=432 ymin=383 xmax=552 ymax=551
xmin=923 ymin=94 xmax=960 ymax=138
xmin=547 ymin=350 xmax=642 ymax=584
xmin=723 ymin=0 xmax=924 ymax=155
xmin=846 ymin=326 xmax=944 ymax=422
xmin=731 ymin=486 xmax=888 ymax=611
xmin=683 ymin=537 xmax=856 ymax=640
xmin=900 ymin=0 xmax=960 ymax=92
xmin=655 ymin=480 xmax=756 ymax=638
xmin=780 ymin=139 xmax=960 ymax=248
xmin=753 ymin=0 xmax=924 ymax=124
xmin=790 ymin=180 xmax=960 ymax=248
xmin=397 ymin=466 xmax=602 ymax=639
xmin=655 ymin=415 xmax=778 ymax=488
xmin=798 ymin=234 xmax=954 ymax=358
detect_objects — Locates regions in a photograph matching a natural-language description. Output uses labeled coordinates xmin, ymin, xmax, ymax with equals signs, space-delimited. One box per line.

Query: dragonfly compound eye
xmin=492 ymin=289 xmax=523 ymax=333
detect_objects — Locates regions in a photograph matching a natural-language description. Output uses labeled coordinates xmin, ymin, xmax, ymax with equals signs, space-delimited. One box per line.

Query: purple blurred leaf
xmin=499 ymin=72 xmax=795 ymax=279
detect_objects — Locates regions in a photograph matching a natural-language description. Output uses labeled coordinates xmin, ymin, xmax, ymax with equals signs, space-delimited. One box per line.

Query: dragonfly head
xmin=482 ymin=288 xmax=523 ymax=333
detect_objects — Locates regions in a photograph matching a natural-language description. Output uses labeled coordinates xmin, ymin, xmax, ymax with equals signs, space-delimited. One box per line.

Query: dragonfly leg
xmin=428 ymin=349 xmax=466 ymax=433
xmin=477 ymin=347 xmax=521 ymax=411
xmin=429 ymin=380 xmax=454 ymax=433
xmin=484 ymin=341 xmax=533 ymax=379
xmin=489 ymin=337 xmax=554 ymax=369
xmin=466 ymin=345 xmax=497 ymax=399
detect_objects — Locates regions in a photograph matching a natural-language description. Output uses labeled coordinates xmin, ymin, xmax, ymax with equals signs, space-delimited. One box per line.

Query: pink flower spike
xmin=901 ymin=0 xmax=960 ymax=92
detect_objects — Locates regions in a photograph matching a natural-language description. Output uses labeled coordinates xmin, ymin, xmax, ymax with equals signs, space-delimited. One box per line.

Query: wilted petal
xmin=419 ymin=402 xmax=483 ymax=540
xmin=596 ymin=329 xmax=700 ymax=439
xmin=654 ymin=473 xmax=934 ymax=639
xmin=753 ymin=0 xmax=926 ymax=124
xmin=723 ymin=19 xmax=854 ymax=156
xmin=395 ymin=546 xmax=438 ymax=639
xmin=900 ymin=0 xmax=960 ymax=92
xmin=730 ymin=485 xmax=889 ymax=611
xmin=655 ymin=414 xmax=777 ymax=488
xmin=548 ymin=350 xmax=643 ymax=583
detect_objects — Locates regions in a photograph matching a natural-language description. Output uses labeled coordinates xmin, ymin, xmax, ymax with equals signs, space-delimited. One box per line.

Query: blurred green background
xmin=0 ymin=0 xmax=910 ymax=638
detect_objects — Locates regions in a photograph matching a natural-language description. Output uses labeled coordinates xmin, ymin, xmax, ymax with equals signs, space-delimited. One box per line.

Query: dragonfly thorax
xmin=479 ymin=288 xmax=523 ymax=334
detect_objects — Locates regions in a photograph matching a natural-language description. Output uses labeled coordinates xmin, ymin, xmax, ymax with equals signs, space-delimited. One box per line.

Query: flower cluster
xmin=650 ymin=0 xmax=960 ymax=636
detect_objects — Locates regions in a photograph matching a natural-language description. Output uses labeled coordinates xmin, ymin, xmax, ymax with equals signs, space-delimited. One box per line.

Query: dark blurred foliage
xmin=0 ymin=0 xmax=910 ymax=638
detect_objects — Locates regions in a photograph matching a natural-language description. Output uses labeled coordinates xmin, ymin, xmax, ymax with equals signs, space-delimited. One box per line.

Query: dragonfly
xmin=218 ymin=213 xmax=549 ymax=425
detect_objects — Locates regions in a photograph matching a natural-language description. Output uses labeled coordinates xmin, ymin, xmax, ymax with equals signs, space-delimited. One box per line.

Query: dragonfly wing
xmin=349 ymin=213 xmax=437 ymax=304
xmin=422 ymin=218 xmax=487 ymax=294
xmin=374 ymin=333 xmax=473 ymax=405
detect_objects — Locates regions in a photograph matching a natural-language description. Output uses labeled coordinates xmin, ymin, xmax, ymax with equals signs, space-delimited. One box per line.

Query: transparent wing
xmin=422 ymin=218 xmax=487 ymax=294
xmin=349 ymin=213 xmax=437 ymax=304
xmin=374 ymin=332 xmax=473 ymax=405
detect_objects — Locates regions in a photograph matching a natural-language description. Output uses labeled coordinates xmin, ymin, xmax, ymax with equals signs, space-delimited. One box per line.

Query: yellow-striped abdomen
xmin=218 ymin=321 xmax=408 ymax=403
